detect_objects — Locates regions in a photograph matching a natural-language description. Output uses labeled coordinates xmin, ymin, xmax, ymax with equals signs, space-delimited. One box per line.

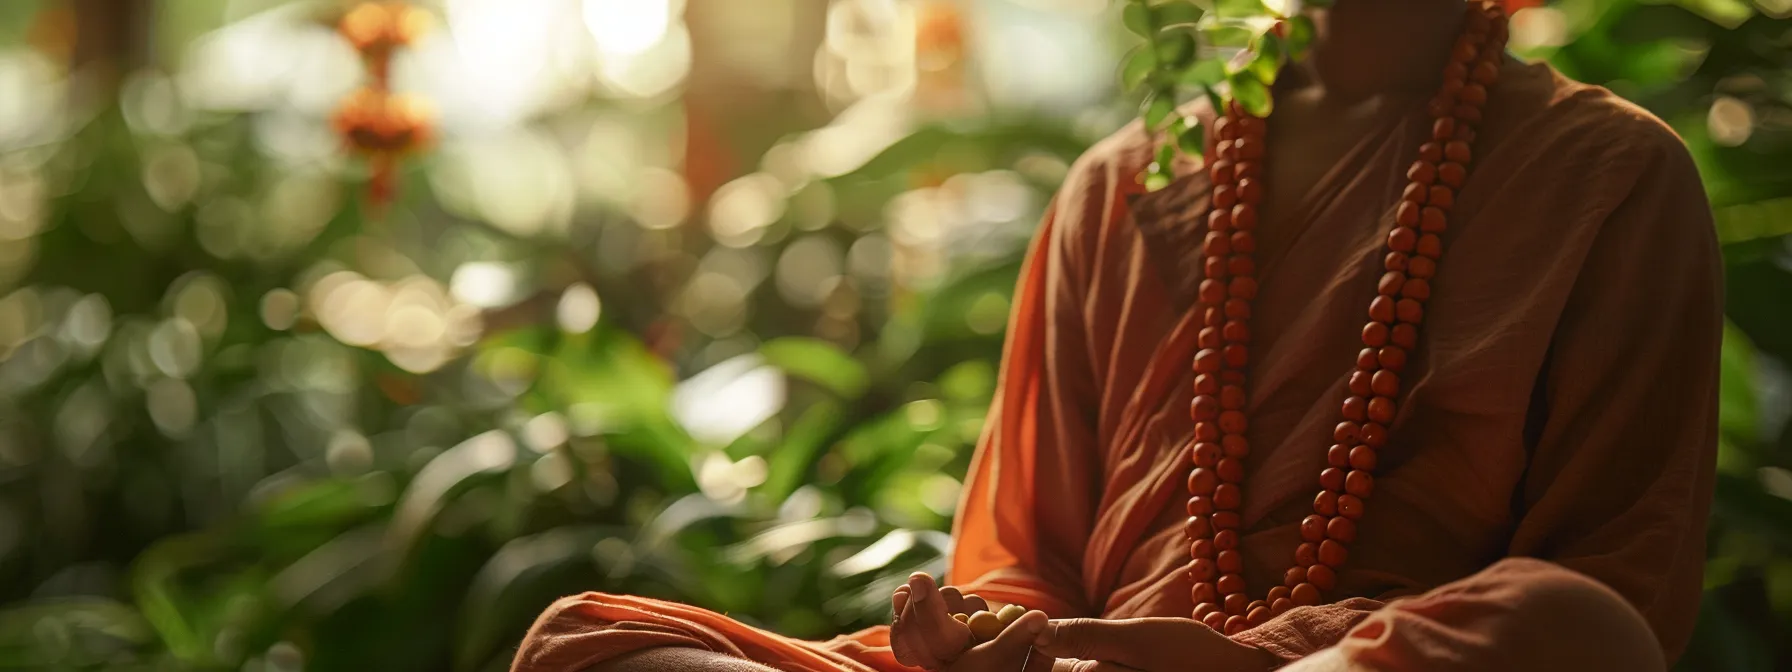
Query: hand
xmin=892 ymin=572 xmax=1048 ymax=671
xmin=1032 ymin=617 xmax=1278 ymax=672
xmin=890 ymin=573 xmax=981 ymax=668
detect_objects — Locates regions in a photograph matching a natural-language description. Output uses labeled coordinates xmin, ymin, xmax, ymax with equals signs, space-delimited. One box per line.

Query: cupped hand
xmin=892 ymin=572 xmax=1050 ymax=671
xmin=1031 ymin=617 xmax=1278 ymax=672
xmin=890 ymin=573 xmax=980 ymax=668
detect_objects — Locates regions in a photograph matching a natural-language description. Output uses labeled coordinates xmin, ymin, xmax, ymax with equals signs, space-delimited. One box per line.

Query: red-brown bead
xmin=1213 ymin=483 xmax=1242 ymax=510
xmin=1295 ymin=542 xmax=1320 ymax=566
xmin=1301 ymin=514 xmax=1328 ymax=542
xmin=1349 ymin=445 xmax=1378 ymax=471
xmin=1314 ymin=490 xmax=1340 ymax=518
xmin=1368 ymin=396 xmax=1396 ymax=423
xmin=1291 ymin=583 xmax=1321 ymax=606
xmin=1360 ymin=422 xmax=1388 ymax=447
xmin=1320 ymin=467 xmax=1346 ymax=492
xmin=1204 ymin=610 xmax=1228 ymax=630
xmin=1319 ymin=539 xmax=1350 ymax=567
xmin=1217 ymin=549 xmax=1243 ymax=574
xmin=1378 ymin=271 xmax=1406 ymax=296
xmin=1232 ymin=203 xmax=1258 ymax=230
xmin=1406 ymin=161 xmax=1436 ymax=185
xmin=1218 ymin=573 xmax=1247 ymax=597
xmin=1420 ymin=206 xmax=1447 ymax=232
xmin=1346 ymin=470 xmax=1376 ymax=498
xmin=1185 ymin=515 xmax=1212 ymax=539
xmin=1306 ymin=563 xmax=1338 ymax=591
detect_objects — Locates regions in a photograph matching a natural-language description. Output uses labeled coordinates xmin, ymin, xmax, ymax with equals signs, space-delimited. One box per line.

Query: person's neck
xmin=1284 ymin=1 xmax=1470 ymax=107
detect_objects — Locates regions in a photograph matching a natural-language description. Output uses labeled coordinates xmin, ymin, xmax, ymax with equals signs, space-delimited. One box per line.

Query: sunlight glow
xmin=584 ymin=0 xmax=672 ymax=56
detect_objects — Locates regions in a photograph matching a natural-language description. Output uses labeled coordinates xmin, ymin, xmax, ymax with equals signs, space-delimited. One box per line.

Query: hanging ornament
xmin=331 ymin=1 xmax=434 ymax=209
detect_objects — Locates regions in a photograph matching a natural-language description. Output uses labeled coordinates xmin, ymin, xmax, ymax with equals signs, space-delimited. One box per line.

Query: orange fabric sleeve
xmin=949 ymin=162 xmax=1114 ymax=619
xmin=1236 ymin=124 xmax=1720 ymax=667
xmin=510 ymin=592 xmax=903 ymax=672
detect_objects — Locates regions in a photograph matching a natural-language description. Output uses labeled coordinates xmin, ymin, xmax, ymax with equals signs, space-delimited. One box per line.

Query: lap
xmin=1327 ymin=558 xmax=1664 ymax=672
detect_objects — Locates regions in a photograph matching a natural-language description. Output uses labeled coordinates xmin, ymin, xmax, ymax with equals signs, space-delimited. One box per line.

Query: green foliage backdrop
xmin=0 ymin=1 xmax=1788 ymax=671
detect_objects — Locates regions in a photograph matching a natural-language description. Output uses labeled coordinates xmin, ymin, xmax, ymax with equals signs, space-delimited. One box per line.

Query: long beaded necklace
xmin=1183 ymin=1 xmax=1510 ymax=636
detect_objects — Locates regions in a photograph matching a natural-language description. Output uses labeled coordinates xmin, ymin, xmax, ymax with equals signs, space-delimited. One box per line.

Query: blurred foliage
xmin=0 ymin=1 xmax=1788 ymax=671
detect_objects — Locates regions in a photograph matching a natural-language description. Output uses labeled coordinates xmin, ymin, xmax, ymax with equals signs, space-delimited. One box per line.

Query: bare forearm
xmin=587 ymin=647 xmax=779 ymax=672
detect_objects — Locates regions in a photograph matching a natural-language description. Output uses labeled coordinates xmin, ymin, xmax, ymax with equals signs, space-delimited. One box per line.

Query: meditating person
xmin=510 ymin=0 xmax=1720 ymax=670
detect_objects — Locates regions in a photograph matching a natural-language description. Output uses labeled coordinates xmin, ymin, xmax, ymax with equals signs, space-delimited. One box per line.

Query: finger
xmin=956 ymin=610 xmax=1048 ymax=671
xmin=938 ymin=585 xmax=965 ymax=614
xmin=906 ymin=574 xmax=968 ymax=662
xmin=892 ymin=587 xmax=910 ymax=615
xmin=892 ymin=600 xmax=941 ymax=669
xmin=961 ymin=593 xmax=989 ymax=614
xmin=1034 ymin=617 xmax=1190 ymax=670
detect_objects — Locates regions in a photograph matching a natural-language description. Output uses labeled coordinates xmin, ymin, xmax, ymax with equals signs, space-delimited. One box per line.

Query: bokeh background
xmin=0 ymin=0 xmax=1787 ymax=669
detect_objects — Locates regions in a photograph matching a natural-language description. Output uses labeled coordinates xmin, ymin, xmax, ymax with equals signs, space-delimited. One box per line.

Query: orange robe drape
xmin=512 ymin=60 xmax=1719 ymax=672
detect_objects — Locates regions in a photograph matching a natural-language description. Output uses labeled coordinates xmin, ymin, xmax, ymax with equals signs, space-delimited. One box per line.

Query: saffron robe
xmin=511 ymin=60 xmax=1720 ymax=672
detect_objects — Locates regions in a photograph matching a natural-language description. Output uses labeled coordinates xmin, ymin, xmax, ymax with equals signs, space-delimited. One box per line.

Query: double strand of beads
xmin=1183 ymin=1 xmax=1510 ymax=637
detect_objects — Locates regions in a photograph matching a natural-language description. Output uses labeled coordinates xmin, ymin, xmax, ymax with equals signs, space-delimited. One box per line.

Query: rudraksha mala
xmin=1184 ymin=0 xmax=1510 ymax=636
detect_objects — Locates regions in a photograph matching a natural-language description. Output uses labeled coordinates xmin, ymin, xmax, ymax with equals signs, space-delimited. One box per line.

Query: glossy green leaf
xmin=1714 ymin=197 xmax=1792 ymax=244
xmin=1153 ymin=1 xmax=1205 ymax=28
xmin=1214 ymin=0 xmax=1270 ymax=18
xmin=1204 ymin=22 xmax=1254 ymax=47
xmin=1123 ymin=2 xmax=1153 ymax=36
xmin=1143 ymin=90 xmax=1176 ymax=129
xmin=761 ymin=337 xmax=868 ymax=399
xmin=1228 ymin=70 xmax=1272 ymax=117
xmin=1718 ymin=321 xmax=1759 ymax=447
xmin=1156 ymin=143 xmax=1177 ymax=169
xmin=1249 ymin=33 xmax=1284 ymax=84
xmin=1155 ymin=32 xmax=1196 ymax=69
xmin=1179 ymin=58 xmax=1227 ymax=87
xmin=1177 ymin=120 xmax=1206 ymax=158
xmin=1121 ymin=46 xmax=1156 ymax=90
xmin=1144 ymin=169 xmax=1173 ymax=191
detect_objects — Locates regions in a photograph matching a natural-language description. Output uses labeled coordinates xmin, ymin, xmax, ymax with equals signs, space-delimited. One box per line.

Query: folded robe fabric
xmin=513 ymin=59 xmax=1719 ymax=672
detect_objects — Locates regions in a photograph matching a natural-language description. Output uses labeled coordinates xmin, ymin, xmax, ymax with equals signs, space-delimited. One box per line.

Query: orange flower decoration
xmin=338 ymin=1 xmax=430 ymax=58
xmin=332 ymin=87 xmax=434 ymax=156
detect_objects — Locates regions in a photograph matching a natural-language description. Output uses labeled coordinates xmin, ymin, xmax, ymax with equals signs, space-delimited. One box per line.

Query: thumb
xmin=1034 ymin=617 xmax=1184 ymax=669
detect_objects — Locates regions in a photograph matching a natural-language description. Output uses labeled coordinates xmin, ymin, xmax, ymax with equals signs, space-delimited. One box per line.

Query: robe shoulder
xmin=1493 ymin=64 xmax=1707 ymax=212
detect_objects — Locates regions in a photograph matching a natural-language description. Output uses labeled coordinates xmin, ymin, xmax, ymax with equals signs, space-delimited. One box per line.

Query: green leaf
xmin=1155 ymin=32 xmax=1196 ymax=69
xmin=1143 ymin=90 xmax=1176 ymax=129
xmin=1156 ymin=143 xmax=1177 ymax=168
xmin=1249 ymin=33 xmax=1284 ymax=84
xmin=761 ymin=337 xmax=869 ymax=399
xmin=1179 ymin=59 xmax=1227 ymax=87
xmin=1123 ymin=3 xmax=1153 ymax=36
xmin=1204 ymin=85 xmax=1226 ymax=116
xmin=1177 ymin=120 xmax=1206 ymax=158
xmin=761 ymin=400 xmax=842 ymax=499
xmin=1228 ymin=70 xmax=1272 ymax=117
xmin=1121 ymin=46 xmax=1156 ymax=90
xmin=1204 ymin=22 xmax=1254 ymax=47
xmin=1714 ymin=197 xmax=1792 ymax=244
xmin=1718 ymin=320 xmax=1760 ymax=447
xmin=1285 ymin=14 xmax=1316 ymax=61
xmin=1144 ymin=169 xmax=1173 ymax=191
xmin=1215 ymin=0 xmax=1270 ymax=18
xmin=1153 ymin=1 xmax=1204 ymax=28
